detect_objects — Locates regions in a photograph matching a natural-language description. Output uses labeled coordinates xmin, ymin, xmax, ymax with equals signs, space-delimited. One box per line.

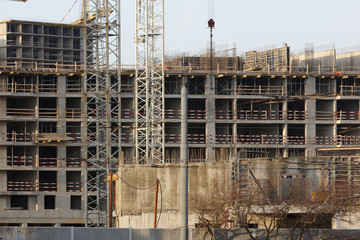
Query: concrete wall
xmin=116 ymin=162 xmax=231 ymax=228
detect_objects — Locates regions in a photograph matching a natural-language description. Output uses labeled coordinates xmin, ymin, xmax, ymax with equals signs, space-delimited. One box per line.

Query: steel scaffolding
xmin=83 ymin=0 xmax=121 ymax=227
xmin=135 ymin=0 xmax=165 ymax=164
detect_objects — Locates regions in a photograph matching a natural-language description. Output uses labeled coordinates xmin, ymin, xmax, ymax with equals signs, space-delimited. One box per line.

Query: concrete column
xmin=206 ymin=75 xmax=216 ymax=161
xmin=28 ymin=195 xmax=37 ymax=210
xmin=0 ymin=97 xmax=7 ymax=117
xmin=37 ymin=194 xmax=44 ymax=210
xmin=57 ymin=170 xmax=67 ymax=194
xmin=305 ymin=77 xmax=316 ymax=160
xmin=179 ymin=87 xmax=188 ymax=240
xmin=0 ymin=171 xmax=7 ymax=192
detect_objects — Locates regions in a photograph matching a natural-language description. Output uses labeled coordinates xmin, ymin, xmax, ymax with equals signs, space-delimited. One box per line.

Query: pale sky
xmin=1 ymin=0 xmax=360 ymax=64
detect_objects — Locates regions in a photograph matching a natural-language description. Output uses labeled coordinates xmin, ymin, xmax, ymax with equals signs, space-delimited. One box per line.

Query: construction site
xmin=0 ymin=0 xmax=360 ymax=239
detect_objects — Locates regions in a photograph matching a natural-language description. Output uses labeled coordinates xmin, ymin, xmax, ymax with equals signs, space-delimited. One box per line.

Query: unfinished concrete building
xmin=0 ymin=19 xmax=360 ymax=229
xmin=117 ymin=45 xmax=360 ymax=228
xmin=0 ymin=20 xmax=84 ymax=226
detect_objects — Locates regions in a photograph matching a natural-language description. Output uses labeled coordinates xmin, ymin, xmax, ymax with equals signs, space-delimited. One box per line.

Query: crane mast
xmin=82 ymin=0 xmax=121 ymax=227
xmin=135 ymin=0 xmax=165 ymax=164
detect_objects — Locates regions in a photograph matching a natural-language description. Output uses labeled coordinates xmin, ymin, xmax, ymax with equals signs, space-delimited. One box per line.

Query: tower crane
xmin=135 ymin=0 xmax=165 ymax=164
xmin=80 ymin=0 xmax=121 ymax=227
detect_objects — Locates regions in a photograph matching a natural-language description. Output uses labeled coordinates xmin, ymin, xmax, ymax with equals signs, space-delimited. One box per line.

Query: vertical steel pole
xmin=154 ymin=179 xmax=159 ymax=228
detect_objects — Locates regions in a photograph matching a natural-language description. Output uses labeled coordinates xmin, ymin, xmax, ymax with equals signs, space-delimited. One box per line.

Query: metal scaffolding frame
xmin=135 ymin=0 xmax=165 ymax=164
xmin=83 ymin=0 xmax=121 ymax=227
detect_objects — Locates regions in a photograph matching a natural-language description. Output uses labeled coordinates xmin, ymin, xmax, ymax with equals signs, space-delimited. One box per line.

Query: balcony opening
xmin=165 ymin=147 xmax=179 ymax=163
xmin=39 ymin=122 xmax=56 ymax=134
xmin=44 ymin=195 xmax=55 ymax=209
xmin=189 ymin=147 xmax=206 ymax=163
xmin=188 ymin=76 xmax=205 ymax=95
xmin=216 ymin=123 xmax=233 ymax=144
xmin=39 ymin=146 xmax=57 ymax=167
xmin=288 ymin=124 xmax=305 ymax=145
xmin=188 ymin=99 xmax=205 ymax=119
xmin=66 ymin=98 xmax=81 ymax=119
xmin=39 ymin=76 xmax=57 ymax=93
xmin=165 ymin=76 xmax=181 ymax=94
xmin=66 ymin=76 xmax=81 ymax=93
xmin=71 ymin=196 xmax=82 ymax=210
xmin=287 ymin=100 xmax=305 ymax=120
xmin=165 ymin=99 xmax=180 ymax=119
xmin=165 ymin=122 xmax=180 ymax=144
xmin=39 ymin=171 xmax=57 ymax=192
xmin=287 ymin=78 xmax=304 ymax=96
xmin=216 ymin=99 xmax=233 ymax=119
xmin=216 ymin=77 xmax=233 ymax=95
xmin=7 ymin=146 xmax=36 ymax=167
xmin=7 ymin=171 xmax=36 ymax=191
xmin=337 ymin=100 xmax=359 ymax=120
xmin=66 ymin=171 xmax=82 ymax=192
xmin=7 ymin=97 xmax=36 ymax=118
xmin=39 ymin=98 xmax=57 ymax=118
xmin=10 ymin=195 xmax=28 ymax=210
xmin=120 ymin=75 xmax=134 ymax=94
xmin=66 ymin=122 xmax=81 ymax=142
xmin=316 ymin=78 xmax=334 ymax=94
xmin=67 ymin=146 xmax=82 ymax=167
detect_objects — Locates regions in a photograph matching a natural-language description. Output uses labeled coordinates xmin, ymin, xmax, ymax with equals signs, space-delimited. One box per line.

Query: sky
xmin=1 ymin=0 xmax=360 ymax=64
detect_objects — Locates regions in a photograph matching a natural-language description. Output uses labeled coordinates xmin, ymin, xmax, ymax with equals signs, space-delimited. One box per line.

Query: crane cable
xmin=61 ymin=0 xmax=79 ymax=23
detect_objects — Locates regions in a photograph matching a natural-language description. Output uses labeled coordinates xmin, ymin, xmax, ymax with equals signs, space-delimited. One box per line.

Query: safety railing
xmin=165 ymin=109 xmax=181 ymax=119
xmin=215 ymin=110 xmax=234 ymax=119
xmin=38 ymin=84 xmax=57 ymax=93
xmin=337 ymin=135 xmax=360 ymax=146
xmin=65 ymin=108 xmax=82 ymax=119
xmin=287 ymin=136 xmax=306 ymax=145
xmin=339 ymin=85 xmax=360 ymax=96
xmin=188 ymin=110 xmax=206 ymax=119
xmin=7 ymin=108 xmax=36 ymax=118
xmin=121 ymin=109 xmax=135 ymax=119
xmin=66 ymin=158 xmax=82 ymax=167
xmin=336 ymin=111 xmax=359 ymax=120
xmin=237 ymin=85 xmax=285 ymax=96
xmin=121 ymin=84 xmax=135 ymax=94
xmin=165 ymin=133 xmax=206 ymax=144
xmin=121 ymin=133 xmax=133 ymax=144
xmin=38 ymin=182 xmax=58 ymax=192
xmin=39 ymin=158 xmax=58 ymax=167
xmin=66 ymin=182 xmax=82 ymax=192
xmin=286 ymin=110 xmax=306 ymax=120
xmin=0 ymin=83 xmax=36 ymax=93
xmin=38 ymin=108 xmax=58 ymax=118
xmin=66 ymin=133 xmax=82 ymax=142
xmin=237 ymin=110 xmax=284 ymax=120
xmin=6 ymin=132 xmax=34 ymax=142
xmin=316 ymin=111 xmax=335 ymax=120
xmin=7 ymin=181 xmax=36 ymax=191
xmin=66 ymin=84 xmax=82 ymax=93
xmin=238 ymin=135 xmax=283 ymax=144
xmin=7 ymin=156 xmax=36 ymax=167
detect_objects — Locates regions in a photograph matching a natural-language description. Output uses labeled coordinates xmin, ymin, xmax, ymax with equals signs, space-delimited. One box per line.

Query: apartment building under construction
xmin=0 ymin=19 xmax=360 ymax=228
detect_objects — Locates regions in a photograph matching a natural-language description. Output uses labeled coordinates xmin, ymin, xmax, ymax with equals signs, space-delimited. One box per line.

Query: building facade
xmin=0 ymin=19 xmax=360 ymax=227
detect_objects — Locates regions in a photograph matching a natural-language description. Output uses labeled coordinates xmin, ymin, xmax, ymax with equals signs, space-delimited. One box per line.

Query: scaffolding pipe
xmin=180 ymin=87 xmax=188 ymax=240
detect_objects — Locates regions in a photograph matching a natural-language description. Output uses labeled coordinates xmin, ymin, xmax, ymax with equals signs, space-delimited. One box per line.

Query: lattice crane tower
xmin=82 ymin=0 xmax=121 ymax=227
xmin=135 ymin=0 xmax=165 ymax=164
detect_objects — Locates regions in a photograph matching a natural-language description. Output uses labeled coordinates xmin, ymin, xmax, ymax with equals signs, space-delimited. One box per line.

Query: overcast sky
xmin=1 ymin=0 xmax=360 ymax=64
